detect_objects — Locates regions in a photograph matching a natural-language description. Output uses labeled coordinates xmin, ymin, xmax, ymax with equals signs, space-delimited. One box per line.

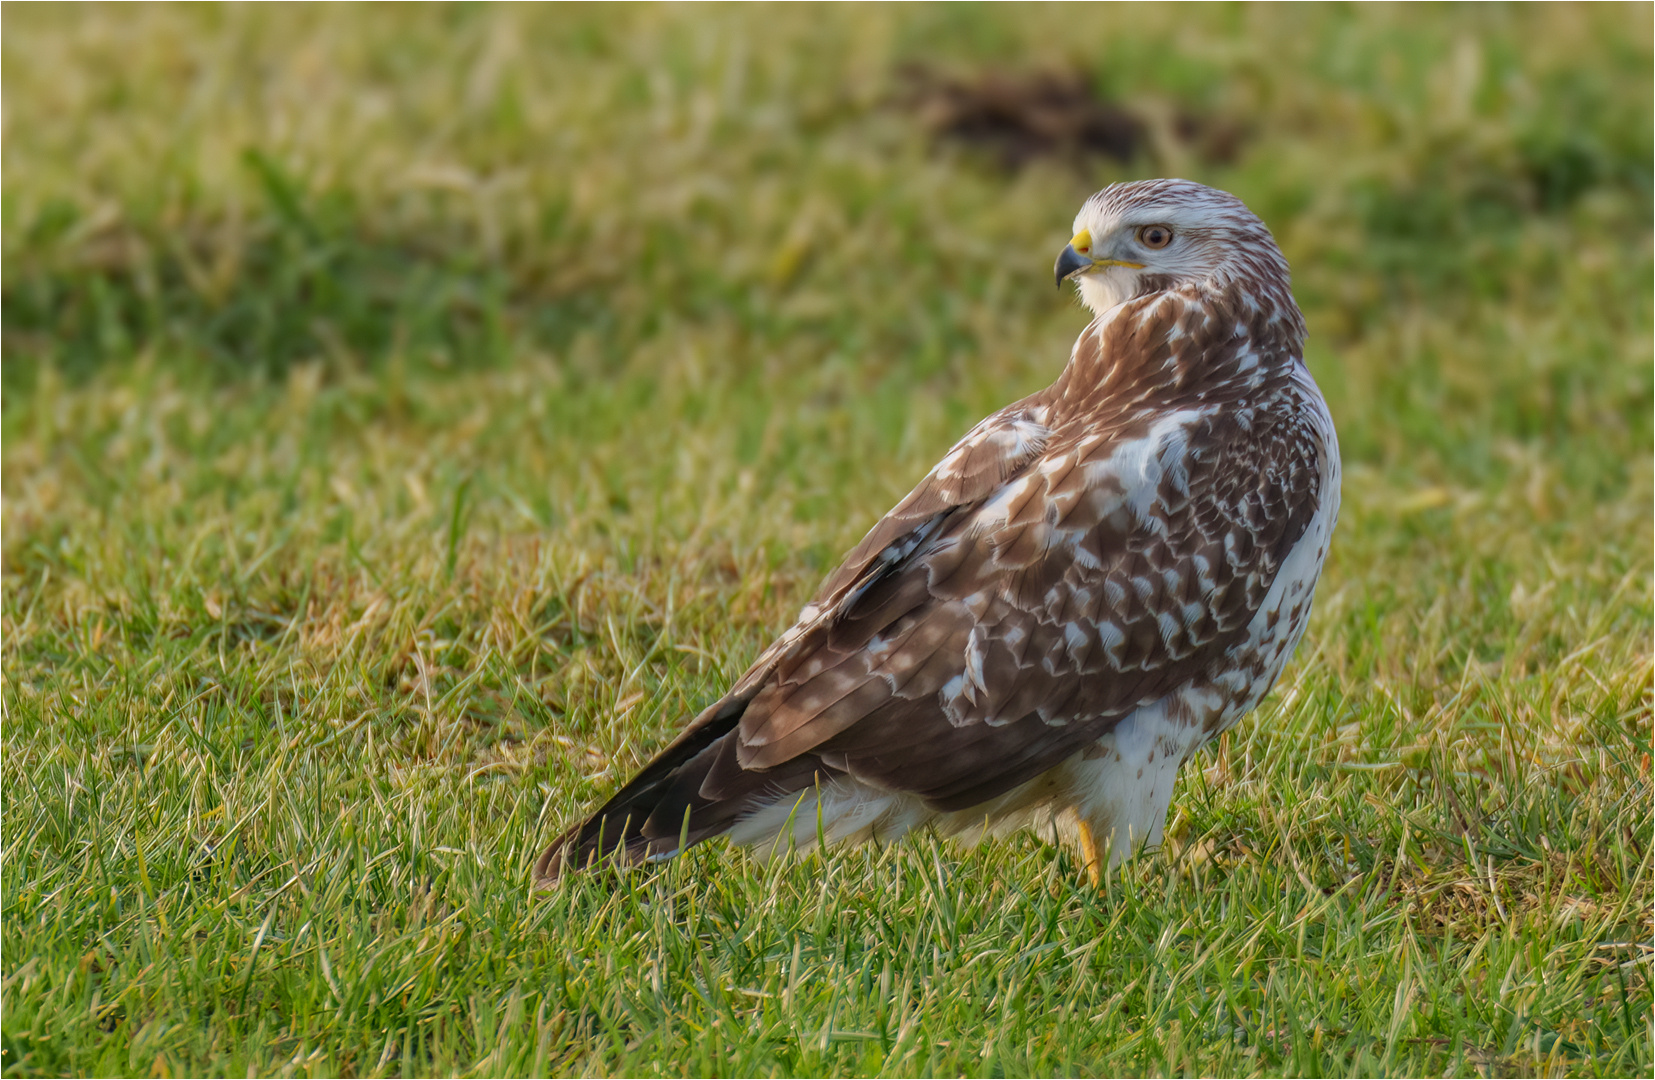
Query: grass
xmin=2 ymin=4 xmax=1651 ymax=1076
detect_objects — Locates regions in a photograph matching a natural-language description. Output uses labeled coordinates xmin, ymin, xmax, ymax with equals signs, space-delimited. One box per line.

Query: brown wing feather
xmin=730 ymin=292 xmax=1326 ymax=804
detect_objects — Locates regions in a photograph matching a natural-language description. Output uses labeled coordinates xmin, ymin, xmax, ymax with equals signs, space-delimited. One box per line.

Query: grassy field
xmin=3 ymin=4 xmax=1651 ymax=1076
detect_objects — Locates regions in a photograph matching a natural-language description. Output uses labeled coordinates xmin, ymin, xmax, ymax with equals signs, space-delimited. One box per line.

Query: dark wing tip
xmin=531 ymin=818 xmax=669 ymax=891
xmin=530 ymin=838 xmax=571 ymax=890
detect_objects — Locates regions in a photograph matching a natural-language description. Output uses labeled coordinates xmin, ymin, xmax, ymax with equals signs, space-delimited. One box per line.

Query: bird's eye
xmin=1137 ymin=225 xmax=1173 ymax=250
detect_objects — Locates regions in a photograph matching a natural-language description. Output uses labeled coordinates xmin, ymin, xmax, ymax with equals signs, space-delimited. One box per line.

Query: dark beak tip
xmin=1054 ymin=244 xmax=1091 ymax=287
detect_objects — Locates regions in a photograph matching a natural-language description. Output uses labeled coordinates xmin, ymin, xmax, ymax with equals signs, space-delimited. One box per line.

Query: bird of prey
xmin=535 ymin=179 xmax=1339 ymax=888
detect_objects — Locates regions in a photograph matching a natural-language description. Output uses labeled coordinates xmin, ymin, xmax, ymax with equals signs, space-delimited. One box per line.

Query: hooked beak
xmin=1054 ymin=242 xmax=1092 ymax=286
xmin=1054 ymin=229 xmax=1144 ymax=286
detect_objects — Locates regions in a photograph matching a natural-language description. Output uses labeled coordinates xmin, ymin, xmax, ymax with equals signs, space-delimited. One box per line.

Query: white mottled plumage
xmin=536 ymin=179 xmax=1341 ymax=887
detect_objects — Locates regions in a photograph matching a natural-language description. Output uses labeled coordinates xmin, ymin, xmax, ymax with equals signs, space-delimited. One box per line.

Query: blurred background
xmin=6 ymin=5 xmax=1649 ymax=465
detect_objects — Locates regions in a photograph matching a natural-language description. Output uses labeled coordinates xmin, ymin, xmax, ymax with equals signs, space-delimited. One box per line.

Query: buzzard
xmin=535 ymin=179 xmax=1340 ymax=888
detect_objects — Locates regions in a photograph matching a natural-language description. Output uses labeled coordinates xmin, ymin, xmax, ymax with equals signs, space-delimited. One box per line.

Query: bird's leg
xmin=1077 ymin=821 xmax=1103 ymax=888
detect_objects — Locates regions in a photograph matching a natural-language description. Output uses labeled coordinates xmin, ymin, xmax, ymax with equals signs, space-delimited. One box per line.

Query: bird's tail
xmin=531 ymin=693 xmax=824 ymax=888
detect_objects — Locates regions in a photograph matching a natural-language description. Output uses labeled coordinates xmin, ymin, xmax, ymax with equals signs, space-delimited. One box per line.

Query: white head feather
xmin=1065 ymin=179 xmax=1291 ymax=317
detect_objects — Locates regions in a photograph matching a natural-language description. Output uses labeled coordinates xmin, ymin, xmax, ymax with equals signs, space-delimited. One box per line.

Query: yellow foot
xmin=1077 ymin=821 xmax=1103 ymax=888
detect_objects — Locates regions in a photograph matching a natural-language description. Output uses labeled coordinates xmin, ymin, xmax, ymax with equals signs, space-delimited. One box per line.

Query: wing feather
xmin=714 ymin=298 xmax=1327 ymax=805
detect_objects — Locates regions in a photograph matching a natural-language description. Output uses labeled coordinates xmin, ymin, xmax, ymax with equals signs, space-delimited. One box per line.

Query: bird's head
xmin=1055 ymin=179 xmax=1291 ymax=316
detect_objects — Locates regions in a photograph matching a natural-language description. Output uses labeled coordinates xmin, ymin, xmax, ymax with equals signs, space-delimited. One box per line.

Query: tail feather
xmin=531 ymin=692 xmax=832 ymax=888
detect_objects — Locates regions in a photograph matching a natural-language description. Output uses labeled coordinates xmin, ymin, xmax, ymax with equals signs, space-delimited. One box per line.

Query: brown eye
xmin=1137 ymin=225 xmax=1173 ymax=250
